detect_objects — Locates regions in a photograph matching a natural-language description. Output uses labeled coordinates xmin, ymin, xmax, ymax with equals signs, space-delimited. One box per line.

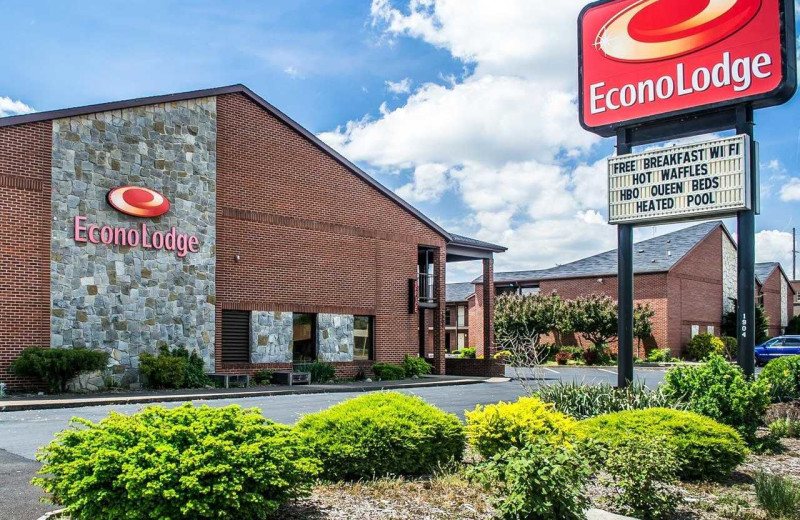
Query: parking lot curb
xmin=1 ymin=377 xmax=488 ymax=412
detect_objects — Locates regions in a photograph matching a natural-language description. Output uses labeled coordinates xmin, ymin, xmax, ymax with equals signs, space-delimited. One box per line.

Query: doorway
xmin=293 ymin=313 xmax=316 ymax=362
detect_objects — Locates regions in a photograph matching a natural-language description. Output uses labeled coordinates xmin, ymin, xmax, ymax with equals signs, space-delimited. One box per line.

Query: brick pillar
xmin=483 ymin=258 xmax=495 ymax=367
xmin=432 ymin=248 xmax=446 ymax=375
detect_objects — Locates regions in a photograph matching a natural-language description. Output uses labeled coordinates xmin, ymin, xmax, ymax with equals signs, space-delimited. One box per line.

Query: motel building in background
xmin=0 ymin=84 xmax=507 ymax=390
xmin=445 ymin=221 xmax=796 ymax=358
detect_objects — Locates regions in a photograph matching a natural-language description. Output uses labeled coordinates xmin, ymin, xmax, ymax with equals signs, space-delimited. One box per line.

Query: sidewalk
xmin=0 ymin=375 xmax=496 ymax=412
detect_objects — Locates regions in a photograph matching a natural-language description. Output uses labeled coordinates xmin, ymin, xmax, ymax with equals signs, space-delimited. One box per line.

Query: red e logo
xmin=107 ymin=186 xmax=170 ymax=218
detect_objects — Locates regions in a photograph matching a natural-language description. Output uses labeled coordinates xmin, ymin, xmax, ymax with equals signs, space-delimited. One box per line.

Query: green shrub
xmin=662 ymin=354 xmax=770 ymax=443
xmin=493 ymin=349 xmax=511 ymax=360
xmin=34 ymin=404 xmax=319 ymax=520
xmin=139 ymin=346 xmax=210 ymax=389
xmin=646 ymin=348 xmax=671 ymax=363
xmin=760 ymin=356 xmax=800 ymax=402
xmin=295 ymin=392 xmax=465 ymax=480
xmin=769 ymin=418 xmax=800 ymax=439
xmin=686 ymin=333 xmax=724 ymax=360
xmin=253 ymin=370 xmax=273 ymax=385
xmin=402 ymin=354 xmax=432 ymax=377
xmin=458 ymin=346 xmax=477 ymax=359
xmin=295 ymin=361 xmax=336 ymax=383
xmin=603 ymin=437 xmax=681 ymax=520
xmin=12 ymin=347 xmax=109 ymax=393
xmin=754 ymin=470 xmax=800 ymax=519
xmin=536 ymin=381 xmax=683 ymax=420
xmin=371 ymin=362 xmax=406 ymax=380
xmin=470 ymin=439 xmax=590 ymax=520
xmin=576 ymin=408 xmax=747 ymax=481
xmin=582 ymin=344 xmax=611 ymax=365
xmin=464 ymin=397 xmax=575 ymax=459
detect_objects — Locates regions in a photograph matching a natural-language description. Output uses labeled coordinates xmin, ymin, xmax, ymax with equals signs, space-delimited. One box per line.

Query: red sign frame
xmin=578 ymin=0 xmax=796 ymax=136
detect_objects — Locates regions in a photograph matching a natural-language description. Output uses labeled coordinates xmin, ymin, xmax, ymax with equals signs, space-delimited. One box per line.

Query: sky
xmin=1 ymin=0 xmax=798 ymax=282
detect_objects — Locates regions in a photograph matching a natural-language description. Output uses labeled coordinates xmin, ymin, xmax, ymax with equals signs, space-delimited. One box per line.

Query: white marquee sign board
xmin=608 ymin=135 xmax=751 ymax=225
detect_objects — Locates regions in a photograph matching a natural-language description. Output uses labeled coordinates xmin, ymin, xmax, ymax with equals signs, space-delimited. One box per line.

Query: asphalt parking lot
xmin=0 ymin=366 xmax=668 ymax=520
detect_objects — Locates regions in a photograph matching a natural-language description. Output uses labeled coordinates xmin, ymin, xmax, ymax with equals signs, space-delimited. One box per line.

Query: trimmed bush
xmin=646 ymin=348 xmax=671 ymax=363
xmin=12 ymin=347 xmax=108 ymax=393
xmin=556 ymin=350 xmax=572 ymax=365
xmin=536 ymin=381 xmax=683 ymax=420
xmin=576 ymin=408 xmax=747 ymax=481
xmin=295 ymin=361 xmax=336 ymax=383
xmin=470 ymin=439 xmax=590 ymax=520
xmin=686 ymin=333 xmax=724 ymax=361
xmin=402 ymin=354 xmax=432 ymax=377
xmin=760 ymin=355 xmax=800 ymax=402
xmin=465 ymin=397 xmax=575 ymax=459
xmin=295 ymin=392 xmax=465 ymax=480
xmin=663 ymin=354 xmax=770 ymax=443
xmin=34 ymin=404 xmax=319 ymax=520
xmin=769 ymin=418 xmax=800 ymax=439
xmin=370 ymin=362 xmax=406 ymax=380
xmin=139 ymin=346 xmax=210 ymax=389
xmin=720 ymin=336 xmax=738 ymax=361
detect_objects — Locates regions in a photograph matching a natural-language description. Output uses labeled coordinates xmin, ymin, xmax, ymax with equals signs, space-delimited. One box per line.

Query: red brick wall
xmin=0 ymin=121 xmax=52 ymax=389
xmin=760 ymin=269 xmax=785 ymax=337
xmin=668 ymin=226 xmax=724 ymax=351
xmin=214 ymin=93 xmax=446 ymax=373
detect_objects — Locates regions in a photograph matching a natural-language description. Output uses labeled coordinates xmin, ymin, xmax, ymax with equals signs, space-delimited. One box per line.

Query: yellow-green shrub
xmin=465 ymin=397 xmax=576 ymax=459
xmin=295 ymin=392 xmax=465 ymax=480
xmin=34 ymin=404 xmax=319 ymax=519
xmin=576 ymin=408 xmax=747 ymax=481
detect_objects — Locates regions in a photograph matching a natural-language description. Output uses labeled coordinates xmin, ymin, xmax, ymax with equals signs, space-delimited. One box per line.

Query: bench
xmin=272 ymin=371 xmax=311 ymax=386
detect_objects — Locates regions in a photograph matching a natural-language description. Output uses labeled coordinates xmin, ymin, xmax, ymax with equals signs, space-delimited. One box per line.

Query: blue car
xmin=755 ymin=335 xmax=800 ymax=366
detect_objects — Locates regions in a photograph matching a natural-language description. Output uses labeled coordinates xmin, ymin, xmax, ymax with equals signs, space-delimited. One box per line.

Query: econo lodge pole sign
xmin=578 ymin=0 xmax=796 ymax=385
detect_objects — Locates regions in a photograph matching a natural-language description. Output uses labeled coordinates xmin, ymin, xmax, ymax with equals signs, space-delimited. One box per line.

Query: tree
xmin=722 ymin=301 xmax=770 ymax=343
xmin=633 ymin=303 xmax=655 ymax=358
xmin=787 ymin=315 xmax=800 ymax=335
xmin=566 ymin=294 xmax=618 ymax=350
xmin=494 ymin=292 xmax=565 ymax=390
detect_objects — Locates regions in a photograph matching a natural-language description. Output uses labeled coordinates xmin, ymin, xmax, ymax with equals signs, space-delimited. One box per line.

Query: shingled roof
xmin=755 ymin=262 xmax=781 ymax=285
xmin=446 ymin=282 xmax=476 ymax=302
xmin=474 ymin=220 xmax=727 ymax=284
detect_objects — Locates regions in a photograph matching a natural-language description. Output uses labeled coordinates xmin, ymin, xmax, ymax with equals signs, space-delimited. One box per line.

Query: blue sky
xmin=1 ymin=0 xmax=798 ymax=282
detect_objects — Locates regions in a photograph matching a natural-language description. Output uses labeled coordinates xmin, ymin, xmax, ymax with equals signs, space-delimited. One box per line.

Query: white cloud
xmin=396 ymin=163 xmax=451 ymax=201
xmin=780 ymin=177 xmax=800 ymax=202
xmin=756 ymin=229 xmax=795 ymax=278
xmin=385 ymin=78 xmax=412 ymax=94
xmin=320 ymin=0 xmax=609 ymax=280
xmin=284 ymin=66 xmax=303 ymax=79
xmin=0 ymin=96 xmax=34 ymax=117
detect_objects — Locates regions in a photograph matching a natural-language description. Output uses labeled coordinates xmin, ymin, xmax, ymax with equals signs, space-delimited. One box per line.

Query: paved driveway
xmin=0 ymin=367 xmax=668 ymax=520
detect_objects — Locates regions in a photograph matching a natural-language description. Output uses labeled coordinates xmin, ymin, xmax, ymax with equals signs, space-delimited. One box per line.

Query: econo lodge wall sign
xmin=73 ymin=186 xmax=200 ymax=258
xmin=579 ymin=0 xmax=797 ymax=136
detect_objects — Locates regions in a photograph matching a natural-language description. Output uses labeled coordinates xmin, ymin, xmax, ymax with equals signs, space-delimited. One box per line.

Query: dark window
xmin=785 ymin=338 xmax=800 ymax=346
xmin=496 ymin=286 xmax=517 ymax=296
xmin=354 ymin=315 xmax=374 ymax=360
xmin=293 ymin=313 xmax=316 ymax=362
xmin=445 ymin=332 xmax=452 ymax=353
xmin=221 ymin=310 xmax=250 ymax=363
xmin=445 ymin=307 xmax=452 ymax=326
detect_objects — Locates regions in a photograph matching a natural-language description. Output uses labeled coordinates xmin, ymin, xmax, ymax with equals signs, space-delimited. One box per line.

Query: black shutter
xmin=221 ymin=310 xmax=250 ymax=363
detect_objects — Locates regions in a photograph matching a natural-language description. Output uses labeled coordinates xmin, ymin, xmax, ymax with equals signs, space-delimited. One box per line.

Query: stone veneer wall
xmin=782 ymin=277 xmax=789 ymax=327
xmin=722 ymin=233 xmax=737 ymax=315
xmin=317 ymin=314 xmax=354 ymax=362
xmin=250 ymin=311 xmax=293 ymax=363
xmin=51 ymin=98 xmax=217 ymax=383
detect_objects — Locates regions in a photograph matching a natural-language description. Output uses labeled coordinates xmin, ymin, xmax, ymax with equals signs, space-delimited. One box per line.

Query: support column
xmin=616 ymin=130 xmax=634 ymax=388
xmin=617 ymin=224 xmax=634 ymax=387
xmin=482 ymin=258 xmax=495 ymax=369
xmin=736 ymin=106 xmax=756 ymax=377
xmin=432 ymin=248 xmax=446 ymax=375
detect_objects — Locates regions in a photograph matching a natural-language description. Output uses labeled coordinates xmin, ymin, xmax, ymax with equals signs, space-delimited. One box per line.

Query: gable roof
xmin=755 ymin=262 xmax=780 ymax=285
xmin=446 ymin=282 xmax=476 ymax=302
xmin=475 ymin=220 xmax=724 ymax=284
xmin=0 ymin=84 xmax=502 ymax=252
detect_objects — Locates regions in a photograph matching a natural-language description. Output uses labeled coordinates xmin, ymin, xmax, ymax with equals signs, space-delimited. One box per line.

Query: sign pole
xmin=736 ymin=106 xmax=757 ymax=377
xmin=616 ymin=129 xmax=634 ymax=388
